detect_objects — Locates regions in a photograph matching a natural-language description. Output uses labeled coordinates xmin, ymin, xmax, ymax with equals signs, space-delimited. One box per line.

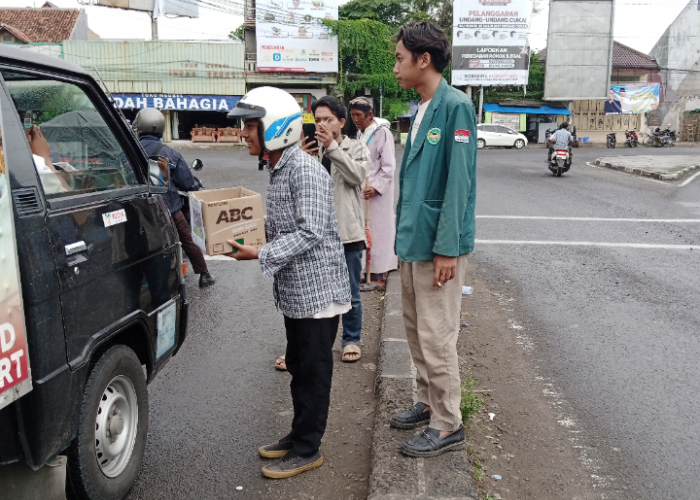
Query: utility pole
xmin=150 ymin=12 xmax=158 ymax=41
xmin=379 ymin=83 xmax=384 ymax=119
xmin=478 ymin=86 xmax=484 ymax=124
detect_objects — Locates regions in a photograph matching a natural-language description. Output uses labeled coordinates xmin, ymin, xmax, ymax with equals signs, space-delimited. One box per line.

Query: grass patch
xmin=471 ymin=461 xmax=484 ymax=482
xmin=483 ymin=494 xmax=498 ymax=500
xmin=461 ymin=375 xmax=483 ymax=425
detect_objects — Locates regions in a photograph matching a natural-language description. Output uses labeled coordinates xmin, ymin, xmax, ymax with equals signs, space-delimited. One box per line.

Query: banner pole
xmin=478 ymin=86 xmax=484 ymax=124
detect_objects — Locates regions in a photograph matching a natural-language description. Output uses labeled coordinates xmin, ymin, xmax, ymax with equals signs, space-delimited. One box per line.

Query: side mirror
xmin=148 ymin=157 xmax=170 ymax=194
xmin=192 ymin=159 xmax=204 ymax=171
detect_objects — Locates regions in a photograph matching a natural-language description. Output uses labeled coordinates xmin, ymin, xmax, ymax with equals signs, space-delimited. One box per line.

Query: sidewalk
xmin=368 ymin=273 xmax=478 ymax=500
xmin=593 ymin=155 xmax=700 ymax=180
xmin=169 ymin=140 xmax=247 ymax=151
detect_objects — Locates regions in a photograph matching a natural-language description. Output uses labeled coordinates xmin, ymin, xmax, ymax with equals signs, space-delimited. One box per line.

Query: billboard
xmin=452 ymin=0 xmax=534 ymax=86
xmin=256 ymin=0 xmax=339 ymax=73
xmin=0 ymin=120 xmax=33 ymax=411
xmin=604 ymin=84 xmax=661 ymax=115
xmin=77 ymin=0 xmax=199 ymax=18
xmin=544 ymin=0 xmax=614 ymax=100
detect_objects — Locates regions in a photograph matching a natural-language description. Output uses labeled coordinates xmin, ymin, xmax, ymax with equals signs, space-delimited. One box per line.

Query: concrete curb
xmin=593 ymin=157 xmax=700 ymax=181
xmin=367 ymin=272 xmax=477 ymax=500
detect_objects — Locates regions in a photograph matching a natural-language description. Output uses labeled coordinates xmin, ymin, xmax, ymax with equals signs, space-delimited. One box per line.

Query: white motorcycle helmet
xmin=227 ymin=87 xmax=303 ymax=152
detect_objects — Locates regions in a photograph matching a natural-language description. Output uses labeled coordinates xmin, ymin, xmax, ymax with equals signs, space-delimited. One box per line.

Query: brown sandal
xmin=341 ymin=345 xmax=362 ymax=363
xmin=275 ymin=355 xmax=287 ymax=371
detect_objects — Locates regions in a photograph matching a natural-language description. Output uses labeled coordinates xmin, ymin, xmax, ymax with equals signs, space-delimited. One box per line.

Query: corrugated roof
xmin=539 ymin=41 xmax=659 ymax=70
xmin=0 ymin=8 xmax=80 ymax=43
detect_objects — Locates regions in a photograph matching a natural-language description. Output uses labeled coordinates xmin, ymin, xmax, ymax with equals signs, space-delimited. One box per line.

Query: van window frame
xmin=0 ymin=64 xmax=150 ymax=211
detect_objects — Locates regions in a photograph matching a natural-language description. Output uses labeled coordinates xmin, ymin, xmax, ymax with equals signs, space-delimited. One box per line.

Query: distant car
xmin=476 ymin=124 xmax=528 ymax=149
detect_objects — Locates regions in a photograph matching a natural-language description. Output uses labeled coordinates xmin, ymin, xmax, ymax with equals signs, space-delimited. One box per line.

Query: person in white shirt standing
xmin=349 ymin=97 xmax=398 ymax=287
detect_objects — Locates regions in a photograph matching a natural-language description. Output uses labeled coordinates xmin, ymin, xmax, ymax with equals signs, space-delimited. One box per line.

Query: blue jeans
xmin=342 ymin=248 xmax=363 ymax=347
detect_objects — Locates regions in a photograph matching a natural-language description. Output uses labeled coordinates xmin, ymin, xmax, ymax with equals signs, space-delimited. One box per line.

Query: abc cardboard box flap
xmin=189 ymin=187 xmax=266 ymax=256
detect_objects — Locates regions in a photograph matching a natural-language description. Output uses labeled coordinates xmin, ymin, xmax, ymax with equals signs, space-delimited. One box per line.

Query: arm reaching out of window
xmin=26 ymin=125 xmax=70 ymax=192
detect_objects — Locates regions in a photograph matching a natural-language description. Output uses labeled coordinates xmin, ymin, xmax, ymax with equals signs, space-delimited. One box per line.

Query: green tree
xmin=228 ymin=23 xmax=244 ymax=41
xmin=339 ymin=0 xmax=406 ymax=26
xmin=323 ymin=19 xmax=418 ymax=122
xmin=481 ymin=52 xmax=545 ymax=103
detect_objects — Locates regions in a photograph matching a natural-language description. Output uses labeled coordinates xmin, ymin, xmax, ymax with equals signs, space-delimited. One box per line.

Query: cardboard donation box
xmin=189 ymin=187 xmax=266 ymax=256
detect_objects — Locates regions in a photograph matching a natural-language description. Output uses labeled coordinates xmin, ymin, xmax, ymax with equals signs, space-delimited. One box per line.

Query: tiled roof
xmin=539 ymin=41 xmax=659 ymax=71
xmin=0 ymin=8 xmax=80 ymax=43
xmin=0 ymin=23 xmax=32 ymax=43
xmin=611 ymin=41 xmax=659 ymax=70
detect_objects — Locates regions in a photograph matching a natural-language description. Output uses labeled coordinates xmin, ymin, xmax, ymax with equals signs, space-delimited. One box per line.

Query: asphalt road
xmin=132 ymin=143 xmax=700 ymax=499
xmin=469 ymin=145 xmax=700 ymax=500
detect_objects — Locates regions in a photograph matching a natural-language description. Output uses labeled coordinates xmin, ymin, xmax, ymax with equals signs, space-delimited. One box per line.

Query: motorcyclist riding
xmin=134 ymin=108 xmax=216 ymax=288
xmin=547 ymin=122 xmax=574 ymax=168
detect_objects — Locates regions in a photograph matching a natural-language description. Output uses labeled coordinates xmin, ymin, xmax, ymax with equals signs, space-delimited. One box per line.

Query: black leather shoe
xmin=390 ymin=402 xmax=431 ymax=429
xmin=199 ymin=271 xmax=216 ymax=287
xmin=400 ymin=426 xmax=466 ymax=458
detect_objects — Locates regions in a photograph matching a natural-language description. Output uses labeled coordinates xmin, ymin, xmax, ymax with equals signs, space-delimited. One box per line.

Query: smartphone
xmin=302 ymin=123 xmax=317 ymax=145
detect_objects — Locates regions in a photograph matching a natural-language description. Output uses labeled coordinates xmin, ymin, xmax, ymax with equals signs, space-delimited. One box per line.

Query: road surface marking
xmin=585 ymin=162 xmax=670 ymax=185
xmin=476 ymin=216 xmax=700 ymax=223
xmin=476 ymin=239 xmax=700 ymax=250
xmin=680 ymin=169 xmax=700 ymax=187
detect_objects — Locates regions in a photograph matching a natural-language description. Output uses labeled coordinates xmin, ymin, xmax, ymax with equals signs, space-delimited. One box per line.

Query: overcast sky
xmin=3 ymin=0 xmax=690 ymax=54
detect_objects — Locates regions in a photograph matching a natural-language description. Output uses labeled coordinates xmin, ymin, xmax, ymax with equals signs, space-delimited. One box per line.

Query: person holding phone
xmin=300 ymin=96 xmax=370 ymax=364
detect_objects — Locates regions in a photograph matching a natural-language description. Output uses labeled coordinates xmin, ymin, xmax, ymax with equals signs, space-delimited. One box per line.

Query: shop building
xmin=650 ymin=0 xmax=700 ymax=142
xmin=62 ymin=40 xmax=246 ymax=142
xmin=541 ymin=42 xmax=660 ymax=144
xmin=482 ymin=100 xmax=571 ymax=144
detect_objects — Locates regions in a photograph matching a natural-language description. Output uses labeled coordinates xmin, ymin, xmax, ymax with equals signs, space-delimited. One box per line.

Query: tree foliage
xmin=228 ymin=24 xmax=244 ymax=41
xmin=323 ymin=18 xmax=418 ymax=122
xmin=481 ymin=53 xmax=545 ymax=103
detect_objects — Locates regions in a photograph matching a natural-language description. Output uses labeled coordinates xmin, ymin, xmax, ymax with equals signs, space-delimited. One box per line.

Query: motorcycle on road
xmin=625 ymin=130 xmax=639 ymax=148
xmin=606 ymin=132 xmax=617 ymax=148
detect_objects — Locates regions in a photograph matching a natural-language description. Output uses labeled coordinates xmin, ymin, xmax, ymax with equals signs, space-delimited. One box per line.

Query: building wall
xmin=62 ymin=40 xmax=246 ymax=96
xmin=649 ymin=0 xmax=700 ymax=137
xmin=69 ymin=10 xmax=89 ymax=41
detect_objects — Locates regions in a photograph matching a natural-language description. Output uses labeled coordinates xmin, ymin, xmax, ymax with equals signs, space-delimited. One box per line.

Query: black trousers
xmin=284 ymin=315 xmax=339 ymax=457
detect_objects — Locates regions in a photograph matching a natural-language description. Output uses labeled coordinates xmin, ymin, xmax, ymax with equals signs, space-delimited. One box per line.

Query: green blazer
xmin=396 ymin=78 xmax=477 ymax=262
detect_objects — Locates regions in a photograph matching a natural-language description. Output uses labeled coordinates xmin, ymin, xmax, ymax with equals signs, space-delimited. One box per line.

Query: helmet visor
xmin=228 ymin=102 xmax=266 ymax=121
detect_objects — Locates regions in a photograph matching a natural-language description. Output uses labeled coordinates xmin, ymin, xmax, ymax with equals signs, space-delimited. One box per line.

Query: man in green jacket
xmin=389 ymin=21 xmax=478 ymax=458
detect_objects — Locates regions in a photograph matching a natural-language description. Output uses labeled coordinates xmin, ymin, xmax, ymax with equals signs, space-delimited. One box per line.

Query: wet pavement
xmin=130 ymin=145 xmax=700 ymax=499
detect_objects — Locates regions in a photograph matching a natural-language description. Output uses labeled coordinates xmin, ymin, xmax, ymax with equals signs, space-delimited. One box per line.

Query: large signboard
xmin=77 ymin=0 xmax=199 ymax=18
xmin=604 ymin=84 xmax=660 ymax=115
xmin=544 ymin=0 xmax=614 ymax=100
xmin=0 ymin=121 xmax=32 ymax=411
xmin=112 ymin=94 xmax=241 ymax=112
xmin=256 ymin=0 xmax=339 ymax=73
xmin=452 ymin=0 xmax=534 ymax=86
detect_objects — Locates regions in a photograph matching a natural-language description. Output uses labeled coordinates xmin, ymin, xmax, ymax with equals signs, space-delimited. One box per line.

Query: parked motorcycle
xmin=661 ymin=125 xmax=677 ymax=145
xmin=179 ymin=158 xmax=204 ymax=223
xmin=548 ymin=148 xmax=570 ymax=177
xmin=624 ymin=130 xmax=639 ymax=148
xmin=544 ymin=128 xmax=556 ymax=147
xmin=606 ymin=132 xmax=617 ymax=148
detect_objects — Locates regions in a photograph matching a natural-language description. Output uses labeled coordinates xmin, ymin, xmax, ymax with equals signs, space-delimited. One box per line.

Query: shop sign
xmin=112 ymin=94 xmax=241 ymax=112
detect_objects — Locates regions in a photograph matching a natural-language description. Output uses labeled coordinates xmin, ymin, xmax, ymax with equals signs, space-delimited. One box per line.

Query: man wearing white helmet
xmin=226 ymin=86 xmax=351 ymax=479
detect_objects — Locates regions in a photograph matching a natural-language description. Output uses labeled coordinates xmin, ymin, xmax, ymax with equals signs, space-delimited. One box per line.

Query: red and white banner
xmin=0 ymin=122 xmax=32 ymax=411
